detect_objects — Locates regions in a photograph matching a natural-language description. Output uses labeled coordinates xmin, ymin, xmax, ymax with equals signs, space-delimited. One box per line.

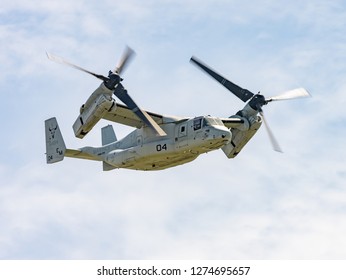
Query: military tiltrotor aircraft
xmin=45 ymin=47 xmax=310 ymax=171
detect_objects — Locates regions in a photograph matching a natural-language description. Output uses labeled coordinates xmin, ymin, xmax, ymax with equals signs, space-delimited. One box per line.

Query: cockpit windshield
xmin=203 ymin=116 xmax=223 ymax=127
xmin=193 ymin=116 xmax=223 ymax=130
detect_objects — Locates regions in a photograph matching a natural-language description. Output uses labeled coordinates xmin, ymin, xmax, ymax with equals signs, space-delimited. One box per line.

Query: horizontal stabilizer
xmin=65 ymin=149 xmax=102 ymax=161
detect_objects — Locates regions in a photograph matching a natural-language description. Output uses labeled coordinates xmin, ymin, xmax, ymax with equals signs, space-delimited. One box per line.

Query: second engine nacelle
xmin=73 ymin=94 xmax=115 ymax=138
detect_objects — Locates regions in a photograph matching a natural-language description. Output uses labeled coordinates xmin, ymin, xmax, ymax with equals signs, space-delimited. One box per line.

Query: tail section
xmin=45 ymin=117 xmax=66 ymax=163
xmin=45 ymin=117 xmax=112 ymax=170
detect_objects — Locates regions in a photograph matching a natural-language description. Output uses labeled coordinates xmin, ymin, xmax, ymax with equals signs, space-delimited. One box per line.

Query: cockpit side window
xmin=193 ymin=118 xmax=202 ymax=130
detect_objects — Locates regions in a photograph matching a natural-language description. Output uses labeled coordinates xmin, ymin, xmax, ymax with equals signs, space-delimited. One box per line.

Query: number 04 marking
xmin=156 ymin=144 xmax=167 ymax=152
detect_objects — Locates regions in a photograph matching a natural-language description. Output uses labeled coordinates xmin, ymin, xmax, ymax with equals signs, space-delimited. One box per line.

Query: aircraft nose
xmin=219 ymin=128 xmax=232 ymax=140
xmin=205 ymin=126 xmax=232 ymax=143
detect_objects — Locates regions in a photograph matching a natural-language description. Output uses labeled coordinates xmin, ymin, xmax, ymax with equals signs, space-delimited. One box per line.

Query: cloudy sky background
xmin=1 ymin=0 xmax=346 ymax=259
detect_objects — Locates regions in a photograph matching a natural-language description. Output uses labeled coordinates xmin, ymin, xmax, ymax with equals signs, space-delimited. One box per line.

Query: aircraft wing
xmin=220 ymin=117 xmax=245 ymax=129
xmin=102 ymin=102 xmax=178 ymax=128
xmin=103 ymin=102 xmax=244 ymax=130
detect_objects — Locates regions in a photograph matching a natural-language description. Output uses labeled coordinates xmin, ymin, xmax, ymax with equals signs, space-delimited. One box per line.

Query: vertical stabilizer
xmin=101 ymin=125 xmax=117 ymax=171
xmin=45 ymin=117 xmax=66 ymax=163
xmin=101 ymin=125 xmax=117 ymax=145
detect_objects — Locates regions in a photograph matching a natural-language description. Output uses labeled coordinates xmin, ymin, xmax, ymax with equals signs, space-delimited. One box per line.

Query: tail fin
xmin=101 ymin=125 xmax=117 ymax=145
xmin=101 ymin=125 xmax=117 ymax=171
xmin=45 ymin=117 xmax=66 ymax=163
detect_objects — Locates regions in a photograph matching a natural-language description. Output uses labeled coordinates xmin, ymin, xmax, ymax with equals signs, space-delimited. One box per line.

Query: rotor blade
xmin=46 ymin=52 xmax=109 ymax=82
xmin=190 ymin=56 xmax=254 ymax=102
xmin=113 ymin=84 xmax=166 ymax=136
xmin=259 ymin=111 xmax=283 ymax=153
xmin=267 ymin=88 xmax=311 ymax=102
xmin=114 ymin=46 xmax=136 ymax=75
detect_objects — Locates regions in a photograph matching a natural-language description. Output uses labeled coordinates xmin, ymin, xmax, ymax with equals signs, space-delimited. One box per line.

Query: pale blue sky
xmin=1 ymin=0 xmax=346 ymax=259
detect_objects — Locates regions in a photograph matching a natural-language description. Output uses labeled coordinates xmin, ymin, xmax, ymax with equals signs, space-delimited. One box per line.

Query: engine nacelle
xmin=222 ymin=117 xmax=262 ymax=158
xmin=73 ymin=94 xmax=115 ymax=138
